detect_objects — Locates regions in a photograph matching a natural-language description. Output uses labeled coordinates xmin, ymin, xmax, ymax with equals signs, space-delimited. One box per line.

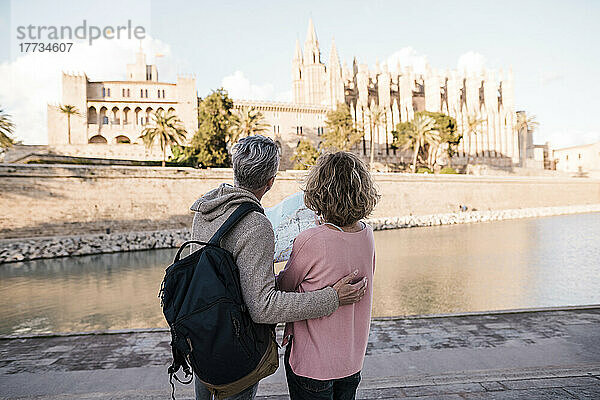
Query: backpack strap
xmin=208 ymin=202 xmax=264 ymax=246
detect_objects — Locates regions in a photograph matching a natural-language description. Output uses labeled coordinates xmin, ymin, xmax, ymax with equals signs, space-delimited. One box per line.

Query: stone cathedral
xmin=46 ymin=19 xmax=525 ymax=169
xmin=292 ymin=19 xmax=519 ymax=167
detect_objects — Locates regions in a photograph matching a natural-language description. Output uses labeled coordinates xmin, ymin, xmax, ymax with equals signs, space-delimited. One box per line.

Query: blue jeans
xmin=284 ymin=345 xmax=361 ymax=400
xmin=194 ymin=375 xmax=258 ymax=400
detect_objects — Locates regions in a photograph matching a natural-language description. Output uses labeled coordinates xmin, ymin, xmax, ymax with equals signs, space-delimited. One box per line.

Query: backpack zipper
xmin=173 ymin=297 xmax=233 ymax=325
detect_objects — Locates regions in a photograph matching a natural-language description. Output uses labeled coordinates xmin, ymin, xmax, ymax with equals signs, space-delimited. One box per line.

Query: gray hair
xmin=232 ymin=135 xmax=280 ymax=190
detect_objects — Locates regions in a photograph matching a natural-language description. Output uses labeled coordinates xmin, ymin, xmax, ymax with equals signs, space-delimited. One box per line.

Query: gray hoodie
xmin=190 ymin=183 xmax=339 ymax=324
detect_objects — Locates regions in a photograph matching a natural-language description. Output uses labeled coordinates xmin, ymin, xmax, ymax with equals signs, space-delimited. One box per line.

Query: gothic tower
xmin=293 ymin=19 xmax=327 ymax=105
xmin=292 ymin=39 xmax=303 ymax=104
xmin=327 ymin=38 xmax=345 ymax=107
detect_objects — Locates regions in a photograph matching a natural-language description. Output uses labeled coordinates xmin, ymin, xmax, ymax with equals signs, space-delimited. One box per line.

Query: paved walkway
xmin=1 ymin=307 xmax=599 ymax=399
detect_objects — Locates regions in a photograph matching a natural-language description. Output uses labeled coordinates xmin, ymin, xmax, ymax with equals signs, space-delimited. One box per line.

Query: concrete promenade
xmin=1 ymin=306 xmax=599 ymax=399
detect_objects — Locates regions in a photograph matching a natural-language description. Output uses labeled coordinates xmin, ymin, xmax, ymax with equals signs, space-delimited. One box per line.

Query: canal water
xmin=1 ymin=213 xmax=599 ymax=336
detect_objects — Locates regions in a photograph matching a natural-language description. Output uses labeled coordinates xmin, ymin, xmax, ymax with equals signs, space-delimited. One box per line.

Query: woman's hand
xmin=332 ymin=270 xmax=368 ymax=306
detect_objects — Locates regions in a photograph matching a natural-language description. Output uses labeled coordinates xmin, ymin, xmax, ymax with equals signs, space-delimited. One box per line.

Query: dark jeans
xmin=284 ymin=345 xmax=361 ymax=400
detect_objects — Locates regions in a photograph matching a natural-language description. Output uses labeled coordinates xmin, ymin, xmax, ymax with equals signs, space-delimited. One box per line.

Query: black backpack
xmin=159 ymin=202 xmax=279 ymax=400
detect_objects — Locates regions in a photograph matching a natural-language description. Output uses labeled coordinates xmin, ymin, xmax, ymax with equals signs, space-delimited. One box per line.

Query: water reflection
xmin=372 ymin=212 xmax=600 ymax=317
xmin=1 ymin=213 xmax=599 ymax=335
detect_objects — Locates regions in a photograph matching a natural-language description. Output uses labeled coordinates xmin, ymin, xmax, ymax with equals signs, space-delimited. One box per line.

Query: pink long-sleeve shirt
xmin=276 ymin=223 xmax=375 ymax=380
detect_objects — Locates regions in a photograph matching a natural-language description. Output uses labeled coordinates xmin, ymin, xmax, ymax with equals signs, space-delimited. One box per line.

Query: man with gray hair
xmin=190 ymin=135 xmax=367 ymax=400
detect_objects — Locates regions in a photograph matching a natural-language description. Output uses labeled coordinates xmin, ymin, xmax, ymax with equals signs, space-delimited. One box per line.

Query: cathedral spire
xmin=303 ymin=18 xmax=320 ymax=64
xmin=329 ymin=37 xmax=340 ymax=68
xmin=294 ymin=39 xmax=303 ymax=63
xmin=305 ymin=18 xmax=318 ymax=46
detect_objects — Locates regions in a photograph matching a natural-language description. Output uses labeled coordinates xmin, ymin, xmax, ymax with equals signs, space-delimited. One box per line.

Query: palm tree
xmin=230 ymin=106 xmax=269 ymax=144
xmin=516 ymin=113 xmax=539 ymax=134
xmin=463 ymin=114 xmax=485 ymax=165
xmin=397 ymin=114 xmax=440 ymax=172
xmin=367 ymin=105 xmax=385 ymax=168
xmin=0 ymin=108 xmax=16 ymax=149
xmin=140 ymin=110 xmax=187 ymax=167
xmin=58 ymin=105 xmax=81 ymax=144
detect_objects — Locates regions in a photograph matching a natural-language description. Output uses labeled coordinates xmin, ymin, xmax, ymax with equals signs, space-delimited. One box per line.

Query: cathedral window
xmin=158 ymin=90 xmax=161 ymax=98
xmin=102 ymin=88 xmax=106 ymax=97
xmin=145 ymin=89 xmax=148 ymax=98
xmin=107 ymin=88 xmax=111 ymax=97
xmin=140 ymin=89 xmax=144 ymax=98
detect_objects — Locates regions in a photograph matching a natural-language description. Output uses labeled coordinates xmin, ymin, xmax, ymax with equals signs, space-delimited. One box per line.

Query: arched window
xmin=134 ymin=107 xmax=142 ymax=125
xmin=168 ymin=107 xmax=175 ymax=114
xmin=99 ymin=107 xmax=108 ymax=125
xmin=145 ymin=107 xmax=153 ymax=125
xmin=87 ymin=107 xmax=97 ymax=124
xmin=112 ymin=107 xmax=120 ymax=125
xmin=123 ymin=107 xmax=130 ymax=125
xmin=88 ymin=135 xmax=108 ymax=144
xmin=115 ymin=135 xmax=131 ymax=144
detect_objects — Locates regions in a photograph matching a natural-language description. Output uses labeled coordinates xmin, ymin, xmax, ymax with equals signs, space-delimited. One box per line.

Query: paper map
xmin=265 ymin=192 xmax=317 ymax=263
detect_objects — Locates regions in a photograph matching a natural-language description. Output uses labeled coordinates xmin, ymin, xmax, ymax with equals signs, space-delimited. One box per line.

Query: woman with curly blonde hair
xmin=277 ymin=151 xmax=380 ymax=400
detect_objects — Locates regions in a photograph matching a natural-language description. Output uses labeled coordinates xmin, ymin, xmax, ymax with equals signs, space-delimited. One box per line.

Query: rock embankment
xmin=1 ymin=204 xmax=599 ymax=263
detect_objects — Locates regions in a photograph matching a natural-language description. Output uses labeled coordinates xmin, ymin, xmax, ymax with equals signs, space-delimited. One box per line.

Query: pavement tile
xmin=479 ymin=381 xmax=505 ymax=391
xmin=356 ymin=387 xmax=406 ymax=398
xmin=500 ymin=376 xmax=598 ymax=390
xmin=462 ymin=387 xmax=576 ymax=399
xmin=563 ymin=384 xmax=600 ymax=399
xmin=403 ymin=383 xmax=485 ymax=397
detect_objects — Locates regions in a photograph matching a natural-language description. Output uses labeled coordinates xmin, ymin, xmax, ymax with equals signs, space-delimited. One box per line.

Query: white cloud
xmin=539 ymin=71 xmax=564 ymax=86
xmin=457 ymin=51 xmax=487 ymax=75
xmin=541 ymin=129 xmax=600 ymax=149
xmin=221 ymin=70 xmax=290 ymax=102
xmin=0 ymin=37 xmax=173 ymax=144
xmin=385 ymin=47 xmax=429 ymax=74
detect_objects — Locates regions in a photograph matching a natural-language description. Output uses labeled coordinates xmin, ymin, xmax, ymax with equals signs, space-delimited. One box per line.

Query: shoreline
xmin=1 ymin=304 xmax=598 ymax=341
xmin=1 ymin=203 xmax=599 ymax=263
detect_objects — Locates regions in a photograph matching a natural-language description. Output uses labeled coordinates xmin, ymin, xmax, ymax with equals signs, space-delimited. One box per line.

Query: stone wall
xmin=1 ymin=164 xmax=599 ymax=239
xmin=2 ymin=204 xmax=599 ymax=263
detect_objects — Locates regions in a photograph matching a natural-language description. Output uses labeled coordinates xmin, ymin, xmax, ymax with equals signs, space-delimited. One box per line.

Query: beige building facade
xmin=292 ymin=19 xmax=519 ymax=167
xmin=47 ymin=19 xmax=527 ymax=169
xmin=553 ymin=142 xmax=600 ymax=175
xmin=47 ymin=50 xmax=197 ymax=160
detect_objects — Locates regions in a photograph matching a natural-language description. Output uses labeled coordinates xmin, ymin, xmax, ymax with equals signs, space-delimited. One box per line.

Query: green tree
xmin=58 ymin=104 xmax=81 ymax=144
xmin=291 ymin=139 xmax=319 ymax=170
xmin=186 ymin=88 xmax=236 ymax=168
xmin=231 ymin=106 xmax=269 ymax=144
xmin=367 ymin=106 xmax=385 ymax=168
xmin=418 ymin=111 xmax=459 ymax=167
xmin=0 ymin=108 xmax=16 ymax=149
xmin=323 ymin=103 xmax=362 ymax=151
xmin=140 ymin=109 xmax=187 ymax=167
xmin=393 ymin=114 xmax=440 ymax=172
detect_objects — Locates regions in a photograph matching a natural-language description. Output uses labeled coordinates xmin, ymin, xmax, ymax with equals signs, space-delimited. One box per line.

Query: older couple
xmin=190 ymin=135 xmax=378 ymax=400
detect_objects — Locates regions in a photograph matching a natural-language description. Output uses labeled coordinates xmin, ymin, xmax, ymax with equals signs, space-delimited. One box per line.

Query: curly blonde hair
xmin=303 ymin=152 xmax=380 ymax=227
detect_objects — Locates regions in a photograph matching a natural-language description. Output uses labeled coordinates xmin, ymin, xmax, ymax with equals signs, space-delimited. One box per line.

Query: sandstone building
xmin=553 ymin=142 xmax=600 ymax=176
xmin=292 ymin=19 xmax=519 ymax=167
xmin=47 ymin=19 xmax=524 ymax=169
xmin=47 ymin=49 xmax=197 ymax=160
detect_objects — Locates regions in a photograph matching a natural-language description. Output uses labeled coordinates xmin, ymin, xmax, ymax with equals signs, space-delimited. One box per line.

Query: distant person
xmin=277 ymin=152 xmax=379 ymax=400
xmin=190 ymin=136 xmax=367 ymax=400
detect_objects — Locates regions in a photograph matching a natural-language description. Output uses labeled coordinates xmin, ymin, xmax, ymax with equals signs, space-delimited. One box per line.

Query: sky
xmin=0 ymin=0 xmax=599 ymax=149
